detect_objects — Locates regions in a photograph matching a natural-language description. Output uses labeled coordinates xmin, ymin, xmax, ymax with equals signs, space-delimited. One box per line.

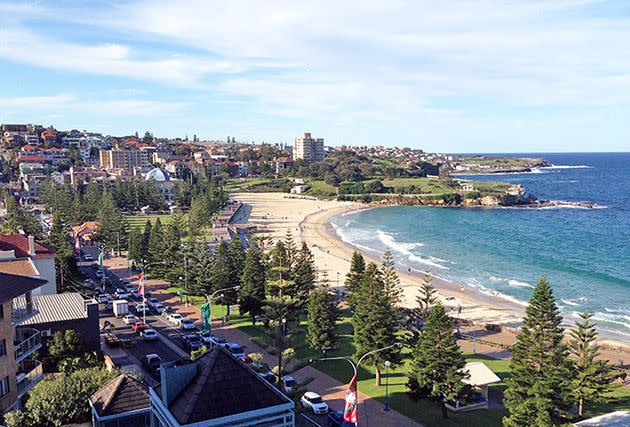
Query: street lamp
xmin=384 ymin=360 xmax=391 ymax=411
xmin=277 ymin=318 xmax=287 ymax=385
xmin=197 ymin=286 xmax=240 ymax=337
xmin=316 ymin=342 xmax=401 ymax=426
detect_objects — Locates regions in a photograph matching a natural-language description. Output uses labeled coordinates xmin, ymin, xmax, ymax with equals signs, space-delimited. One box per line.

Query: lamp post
xmin=384 ymin=360 xmax=391 ymax=411
xmin=197 ymin=286 xmax=240 ymax=337
xmin=317 ymin=342 xmax=401 ymax=426
xmin=277 ymin=318 xmax=286 ymax=385
xmin=140 ymin=260 xmax=167 ymax=324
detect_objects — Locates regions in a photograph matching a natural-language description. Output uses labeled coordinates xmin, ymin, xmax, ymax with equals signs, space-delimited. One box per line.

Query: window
xmin=0 ymin=304 xmax=4 ymax=319
xmin=0 ymin=376 xmax=9 ymax=397
xmin=0 ymin=339 xmax=6 ymax=357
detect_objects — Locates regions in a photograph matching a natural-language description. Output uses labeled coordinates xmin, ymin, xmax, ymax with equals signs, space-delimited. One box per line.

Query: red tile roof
xmin=18 ymin=155 xmax=47 ymax=163
xmin=41 ymin=129 xmax=57 ymax=138
xmin=275 ymin=156 xmax=294 ymax=163
xmin=0 ymin=235 xmax=56 ymax=259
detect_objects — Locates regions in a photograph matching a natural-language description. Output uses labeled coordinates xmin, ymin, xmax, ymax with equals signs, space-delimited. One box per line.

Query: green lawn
xmin=304 ymin=180 xmax=338 ymax=199
xmin=125 ymin=214 xmax=177 ymax=229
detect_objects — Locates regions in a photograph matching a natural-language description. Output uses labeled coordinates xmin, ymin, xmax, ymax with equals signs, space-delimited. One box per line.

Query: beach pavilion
xmin=445 ymin=361 xmax=501 ymax=412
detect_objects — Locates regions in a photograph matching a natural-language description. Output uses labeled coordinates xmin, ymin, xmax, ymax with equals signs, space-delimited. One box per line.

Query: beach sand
xmin=231 ymin=192 xmax=630 ymax=362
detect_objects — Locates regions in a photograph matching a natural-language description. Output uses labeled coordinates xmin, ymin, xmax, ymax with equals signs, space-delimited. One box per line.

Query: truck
xmin=112 ymin=300 xmax=129 ymax=317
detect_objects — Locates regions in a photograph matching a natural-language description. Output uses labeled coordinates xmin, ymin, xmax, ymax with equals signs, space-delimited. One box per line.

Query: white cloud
xmin=0 ymin=94 xmax=75 ymax=108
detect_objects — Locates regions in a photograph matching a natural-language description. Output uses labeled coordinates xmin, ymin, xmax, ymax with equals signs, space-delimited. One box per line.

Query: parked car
xmin=182 ymin=334 xmax=203 ymax=351
xmin=162 ymin=307 xmax=175 ymax=318
xmin=142 ymin=353 xmax=161 ymax=378
xmin=281 ymin=375 xmax=297 ymax=394
xmin=96 ymin=294 xmax=109 ymax=304
xmin=167 ymin=312 xmax=183 ymax=326
xmin=95 ymin=270 xmax=104 ymax=279
xmin=223 ymin=342 xmax=245 ymax=358
xmin=300 ymin=392 xmax=329 ymax=414
xmin=131 ymin=321 xmax=148 ymax=333
xmin=327 ymin=411 xmax=355 ymax=427
xmin=114 ymin=289 xmax=129 ymax=299
xmin=122 ymin=314 xmax=137 ymax=325
xmin=123 ymin=282 xmax=136 ymax=293
xmin=142 ymin=328 xmax=159 ymax=341
xmin=151 ymin=302 xmax=164 ymax=314
xmin=180 ymin=318 xmax=196 ymax=330
xmin=239 ymin=355 xmax=253 ymax=366
xmin=258 ymin=370 xmax=276 ymax=383
xmin=135 ymin=303 xmax=149 ymax=315
xmin=209 ymin=335 xmax=227 ymax=346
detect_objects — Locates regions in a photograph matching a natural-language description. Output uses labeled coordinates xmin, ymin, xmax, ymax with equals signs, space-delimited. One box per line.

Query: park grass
xmin=125 ymin=214 xmax=176 ymax=229
xmin=304 ymin=179 xmax=338 ymax=199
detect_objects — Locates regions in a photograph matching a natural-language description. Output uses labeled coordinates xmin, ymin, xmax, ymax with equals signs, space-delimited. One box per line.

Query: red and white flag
xmin=343 ymin=373 xmax=358 ymax=424
xmin=74 ymin=237 xmax=81 ymax=254
xmin=137 ymin=272 xmax=145 ymax=300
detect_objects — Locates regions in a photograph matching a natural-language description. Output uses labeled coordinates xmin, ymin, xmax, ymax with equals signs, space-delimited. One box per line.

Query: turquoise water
xmin=331 ymin=153 xmax=630 ymax=340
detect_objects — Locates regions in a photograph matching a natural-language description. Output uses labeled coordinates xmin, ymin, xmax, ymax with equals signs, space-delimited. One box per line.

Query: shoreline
xmin=232 ymin=192 xmax=630 ymax=360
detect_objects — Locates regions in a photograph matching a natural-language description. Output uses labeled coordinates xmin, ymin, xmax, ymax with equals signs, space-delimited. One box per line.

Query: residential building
xmin=0 ymin=235 xmax=57 ymax=296
xmin=1 ymin=124 xmax=28 ymax=146
xmin=150 ymin=347 xmax=295 ymax=427
xmin=0 ymin=272 xmax=48 ymax=413
xmin=100 ymin=147 xmax=151 ymax=172
xmin=274 ymin=157 xmax=294 ymax=174
xmin=16 ymin=293 xmax=100 ymax=356
xmin=90 ymin=374 xmax=151 ymax=427
xmin=292 ymin=133 xmax=324 ymax=162
xmin=68 ymin=166 xmax=108 ymax=185
xmin=40 ymin=129 xmax=57 ymax=145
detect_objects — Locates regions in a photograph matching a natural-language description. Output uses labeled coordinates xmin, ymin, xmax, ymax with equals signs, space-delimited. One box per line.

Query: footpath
xmin=104 ymin=256 xmax=422 ymax=427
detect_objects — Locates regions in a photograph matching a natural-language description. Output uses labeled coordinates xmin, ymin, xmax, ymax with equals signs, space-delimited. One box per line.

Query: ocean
xmin=330 ymin=153 xmax=630 ymax=340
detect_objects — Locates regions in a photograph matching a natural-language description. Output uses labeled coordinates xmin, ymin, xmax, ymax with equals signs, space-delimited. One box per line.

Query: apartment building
xmin=0 ymin=273 xmax=48 ymax=413
xmin=99 ymin=147 xmax=151 ymax=172
xmin=292 ymin=132 xmax=324 ymax=162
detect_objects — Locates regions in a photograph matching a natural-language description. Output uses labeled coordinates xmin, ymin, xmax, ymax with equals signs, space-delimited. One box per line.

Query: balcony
xmin=16 ymin=360 xmax=43 ymax=397
xmin=14 ymin=328 xmax=41 ymax=363
xmin=12 ymin=300 xmax=38 ymax=326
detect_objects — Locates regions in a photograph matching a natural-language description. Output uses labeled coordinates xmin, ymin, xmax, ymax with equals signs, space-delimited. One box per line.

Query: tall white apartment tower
xmin=293 ymin=132 xmax=324 ymax=162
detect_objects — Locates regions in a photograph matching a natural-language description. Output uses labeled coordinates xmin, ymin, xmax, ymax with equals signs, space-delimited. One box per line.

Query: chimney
xmin=28 ymin=235 xmax=36 ymax=256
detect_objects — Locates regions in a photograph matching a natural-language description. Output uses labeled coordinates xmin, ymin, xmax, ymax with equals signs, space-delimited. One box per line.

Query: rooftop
xmin=0 ymin=259 xmax=38 ymax=276
xmin=461 ymin=362 xmax=502 ymax=386
xmin=157 ymin=347 xmax=292 ymax=425
xmin=0 ymin=272 xmax=46 ymax=304
xmin=91 ymin=375 xmax=150 ymax=418
xmin=16 ymin=292 xmax=88 ymax=324
xmin=0 ymin=235 xmax=56 ymax=259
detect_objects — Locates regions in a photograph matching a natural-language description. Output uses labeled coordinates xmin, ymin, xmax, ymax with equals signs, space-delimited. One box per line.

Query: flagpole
xmin=316 ymin=343 xmax=401 ymax=426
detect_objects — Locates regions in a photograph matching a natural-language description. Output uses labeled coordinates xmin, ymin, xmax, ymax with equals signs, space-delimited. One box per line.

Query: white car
xmin=142 ymin=328 xmax=159 ymax=341
xmin=122 ymin=314 xmax=137 ymax=325
xmin=168 ymin=313 xmax=183 ymax=326
xmin=114 ymin=289 xmax=129 ymax=299
xmin=180 ymin=318 xmax=196 ymax=330
xmin=300 ymin=392 xmax=329 ymax=414
xmin=135 ymin=303 xmax=149 ymax=314
xmin=281 ymin=375 xmax=297 ymax=394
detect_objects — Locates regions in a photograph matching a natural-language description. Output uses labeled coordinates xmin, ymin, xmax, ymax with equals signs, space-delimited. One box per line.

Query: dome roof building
xmin=145 ymin=167 xmax=171 ymax=182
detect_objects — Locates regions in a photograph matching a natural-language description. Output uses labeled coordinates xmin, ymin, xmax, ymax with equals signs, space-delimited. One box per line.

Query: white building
xmin=293 ymin=132 xmax=324 ymax=162
xmin=0 ymin=235 xmax=57 ymax=296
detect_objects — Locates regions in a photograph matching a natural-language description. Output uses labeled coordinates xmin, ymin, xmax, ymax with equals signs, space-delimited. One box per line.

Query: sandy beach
xmin=232 ymin=192 xmax=630 ymax=361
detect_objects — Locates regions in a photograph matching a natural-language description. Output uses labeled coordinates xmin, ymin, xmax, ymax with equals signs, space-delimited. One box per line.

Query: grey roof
xmin=0 ymin=272 xmax=47 ymax=304
xmin=160 ymin=347 xmax=292 ymax=424
xmin=91 ymin=375 xmax=150 ymax=417
xmin=16 ymin=292 xmax=88 ymax=325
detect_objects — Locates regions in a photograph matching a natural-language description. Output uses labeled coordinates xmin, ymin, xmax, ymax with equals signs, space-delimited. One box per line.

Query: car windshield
xmin=229 ymin=346 xmax=244 ymax=354
xmin=309 ymin=396 xmax=323 ymax=404
xmin=285 ymin=379 xmax=296 ymax=387
xmin=182 ymin=319 xmax=192 ymax=323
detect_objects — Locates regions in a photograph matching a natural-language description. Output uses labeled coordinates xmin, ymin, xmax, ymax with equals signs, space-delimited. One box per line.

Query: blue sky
xmin=1 ymin=1 xmax=630 ymax=152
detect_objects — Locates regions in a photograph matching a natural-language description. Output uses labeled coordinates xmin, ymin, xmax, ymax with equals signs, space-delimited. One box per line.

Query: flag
xmin=137 ymin=272 xmax=145 ymax=299
xmin=74 ymin=237 xmax=81 ymax=254
xmin=200 ymin=303 xmax=211 ymax=333
xmin=343 ymin=373 xmax=358 ymax=424
xmin=98 ymin=251 xmax=104 ymax=269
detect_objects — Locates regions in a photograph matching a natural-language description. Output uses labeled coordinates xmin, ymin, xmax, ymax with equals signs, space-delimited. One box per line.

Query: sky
xmin=1 ymin=1 xmax=630 ymax=153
